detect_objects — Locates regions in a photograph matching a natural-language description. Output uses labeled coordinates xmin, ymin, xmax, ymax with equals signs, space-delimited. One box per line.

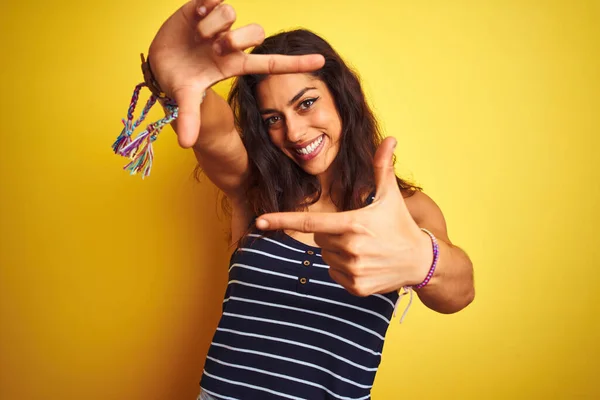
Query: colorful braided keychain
xmin=112 ymin=54 xmax=181 ymax=178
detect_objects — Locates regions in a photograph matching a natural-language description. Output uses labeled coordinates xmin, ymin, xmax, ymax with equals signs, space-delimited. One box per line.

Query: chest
xmin=285 ymin=230 xmax=319 ymax=248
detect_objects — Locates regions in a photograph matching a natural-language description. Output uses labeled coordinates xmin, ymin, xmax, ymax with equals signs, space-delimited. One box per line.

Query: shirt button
xmin=307 ymin=250 xmax=314 ymax=255
xmin=303 ymin=260 xmax=310 ymax=266
xmin=299 ymin=277 xmax=308 ymax=285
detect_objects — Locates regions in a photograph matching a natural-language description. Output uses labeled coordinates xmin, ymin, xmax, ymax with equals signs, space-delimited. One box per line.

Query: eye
xmin=299 ymin=97 xmax=319 ymax=111
xmin=264 ymin=115 xmax=281 ymax=127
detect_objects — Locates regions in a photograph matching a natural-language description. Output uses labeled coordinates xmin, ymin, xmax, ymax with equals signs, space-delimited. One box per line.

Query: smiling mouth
xmin=294 ymin=135 xmax=324 ymax=156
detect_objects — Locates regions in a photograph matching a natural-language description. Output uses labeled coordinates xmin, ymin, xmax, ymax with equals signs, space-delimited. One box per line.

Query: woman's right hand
xmin=147 ymin=0 xmax=325 ymax=148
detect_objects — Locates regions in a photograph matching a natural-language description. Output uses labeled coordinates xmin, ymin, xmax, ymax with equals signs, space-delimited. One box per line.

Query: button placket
xmin=297 ymin=276 xmax=309 ymax=292
xmin=297 ymin=249 xmax=318 ymax=293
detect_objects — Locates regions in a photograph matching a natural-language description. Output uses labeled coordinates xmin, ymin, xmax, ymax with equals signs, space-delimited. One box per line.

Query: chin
xmin=289 ymin=154 xmax=335 ymax=176
xmin=299 ymin=147 xmax=337 ymax=173
xmin=302 ymin=166 xmax=328 ymax=177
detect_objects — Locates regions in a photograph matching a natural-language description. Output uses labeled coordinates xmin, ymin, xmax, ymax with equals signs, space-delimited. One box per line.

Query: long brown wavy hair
xmin=226 ymin=29 xmax=420 ymax=217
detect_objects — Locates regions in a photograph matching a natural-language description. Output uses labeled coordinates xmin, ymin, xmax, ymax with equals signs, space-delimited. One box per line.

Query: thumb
xmin=373 ymin=136 xmax=398 ymax=199
xmin=172 ymin=87 xmax=203 ymax=148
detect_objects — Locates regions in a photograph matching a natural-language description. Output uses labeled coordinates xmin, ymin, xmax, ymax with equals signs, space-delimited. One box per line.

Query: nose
xmin=285 ymin=115 xmax=307 ymax=144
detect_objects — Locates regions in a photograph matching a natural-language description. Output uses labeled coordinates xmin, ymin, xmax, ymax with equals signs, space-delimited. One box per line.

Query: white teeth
xmin=295 ymin=135 xmax=323 ymax=156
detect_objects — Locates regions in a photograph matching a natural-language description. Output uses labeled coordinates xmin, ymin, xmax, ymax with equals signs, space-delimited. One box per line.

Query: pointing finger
xmin=214 ymin=24 xmax=265 ymax=56
xmin=242 ymin=53 xmax=325 ymax=75
xmin=256 ymin=211 xmax=364 ymax=234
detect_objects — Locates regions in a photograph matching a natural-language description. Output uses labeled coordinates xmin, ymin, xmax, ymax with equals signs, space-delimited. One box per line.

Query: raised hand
xmin=255 ymin=137 xmax=434 ymax=296
xmin=147 ymin=0 xmax=325 ymax=148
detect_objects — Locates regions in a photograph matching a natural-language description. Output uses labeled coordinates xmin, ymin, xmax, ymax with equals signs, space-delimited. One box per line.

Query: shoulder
xmin=403 ymin=190 xmax=451 ymax=243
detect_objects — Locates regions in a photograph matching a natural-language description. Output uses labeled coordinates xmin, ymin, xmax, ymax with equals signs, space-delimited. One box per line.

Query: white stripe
xmin=310 ymin=280 xmax=396 ymax=309
xmin=312 ymin=262 xmax=329 ymax=269
xmin=200 ymin=387 xmax=239 ymax=400
xmin=238 ymin=248 xmax=303 ymax=265
xmin=216 ymin=327 xmax=378 ymax=371
xmin=203 ymin=370 xmax=306 ymax=400
xmin=229 ymin=263 xmax=297 ymax=279
xmin=247 ymin=233 xmax=306 ymax=253
xmin=373 ymin=294 xmax=396 ymax=309
xmin=207 ymin=355 xmax=371 ymax=399
xmin=230 ymin=262 xmax=394 ymax=311
xmin=226 ymin=296 xmax=384 ymax=340
xmin=224 ymin=284 xmax=393 ymax=315
xmin=246 ymin=233 xmax=324 ymax=258
xmin=227 ymin=280 xmax=391 ymax=324
xmin=311 ymin=279 xmax=343 ymax=288
xmin=222 ymin=312 xmax=382 ymax=356
xmin=229 ymin=265 xmax=392 ymax=316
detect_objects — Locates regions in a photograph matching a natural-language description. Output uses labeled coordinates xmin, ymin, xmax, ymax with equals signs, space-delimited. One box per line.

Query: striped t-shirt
xmin=200 ymin=228 xmax=399 ymax=400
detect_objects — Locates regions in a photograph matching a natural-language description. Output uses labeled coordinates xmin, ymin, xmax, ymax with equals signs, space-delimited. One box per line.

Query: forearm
xmin=415 ymin=238 xmax=475 ymax=314
xmin=161 ymin=88 xmax=236 ymax=150
xmin=198 ymin=89 xmax=236 ymax=145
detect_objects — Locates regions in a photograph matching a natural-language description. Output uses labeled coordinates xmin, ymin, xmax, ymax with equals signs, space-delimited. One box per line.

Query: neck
xmin=310 ymin=170 xmax=338 ymax=212
xmin=317 ymin=168 xmax=334 ymax=197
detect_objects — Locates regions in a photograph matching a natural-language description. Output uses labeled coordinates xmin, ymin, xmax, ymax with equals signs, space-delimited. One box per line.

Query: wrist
xmin=412 ymin=228 xmax=439 ymax=289
xmin=141 ymin=53 xmax=167 ymax=99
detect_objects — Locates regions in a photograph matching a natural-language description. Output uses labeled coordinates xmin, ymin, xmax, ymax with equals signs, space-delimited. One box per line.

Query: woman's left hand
xmin=255 ymin=137 xmax=433 ymax=296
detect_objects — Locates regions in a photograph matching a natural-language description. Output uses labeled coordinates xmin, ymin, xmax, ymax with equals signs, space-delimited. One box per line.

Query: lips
xmin=292 ymin=134 xmax=325 ymax=162
xmin=294 ymin=135 xmax=323 ymax=156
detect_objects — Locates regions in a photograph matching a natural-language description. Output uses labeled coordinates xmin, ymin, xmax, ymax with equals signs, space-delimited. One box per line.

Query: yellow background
xmin=1 ymin=0 xmax=598 ymax=399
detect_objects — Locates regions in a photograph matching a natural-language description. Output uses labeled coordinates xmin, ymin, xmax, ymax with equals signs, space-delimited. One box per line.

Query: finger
xmin=314 ymin=232 xmax=345 ymax=252
xmin=197 ymin=3 xmax=236 ymax=40
xmin=195 ymin=0 xmax=224 ymax=18
xmin=327 ymin=266 xmax=359 ymax=294
xmin=316 ymin=233 xmax=371 ymax=262
xmin=256 ymin=211 xmax=363 ymax=234
xmin=242 ymin=53 xmax=325 ymax=75
xmin=328 ymin=261 xmax=376 ymax=297
xmin=373 ymin=136 xmax=400 ymax=200
xmin=172 ymin=87 xmax=203 ymax=148
xmin=214 ymin=24 xmax=265 ymax=56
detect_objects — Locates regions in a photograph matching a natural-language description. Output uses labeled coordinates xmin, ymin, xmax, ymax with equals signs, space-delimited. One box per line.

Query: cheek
xmin=313 ymin=106 xmax=342 ymax=140
xmin=312 ymin=107 xmax=332 ymax=127
xmin=312 ymin=107 xmax=340 ymax=133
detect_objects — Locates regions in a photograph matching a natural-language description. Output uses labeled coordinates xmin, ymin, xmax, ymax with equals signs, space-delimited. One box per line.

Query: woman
xmin=142 ymin=1 xmax=475 ymax=398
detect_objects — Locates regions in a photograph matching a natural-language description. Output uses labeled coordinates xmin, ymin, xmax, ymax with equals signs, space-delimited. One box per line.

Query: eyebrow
xmin=259 ymin=87 xmax=318 ymax=115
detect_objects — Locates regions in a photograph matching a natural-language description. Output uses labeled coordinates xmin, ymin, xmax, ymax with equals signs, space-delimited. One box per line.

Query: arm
xmin=254 ymin=137 xmax=475 ymax=315
xmin=405 ymin=191 xmax=475 ymax=314
xmin=146 ymin=1 xmax=323 ymax=240
xmin=162 ymin=89 xmax=253 ymax=244
xmin=163 ymin=88 xmax=249 ymax=200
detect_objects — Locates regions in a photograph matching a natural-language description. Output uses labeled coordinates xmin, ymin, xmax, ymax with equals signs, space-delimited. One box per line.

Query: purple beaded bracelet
xmin=415 ymin=228 xmax=440 ymax=289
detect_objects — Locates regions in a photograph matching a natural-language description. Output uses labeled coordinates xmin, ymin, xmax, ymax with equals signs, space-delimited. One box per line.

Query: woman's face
xmin=256 ymin=73 xmax=342 ymax=180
